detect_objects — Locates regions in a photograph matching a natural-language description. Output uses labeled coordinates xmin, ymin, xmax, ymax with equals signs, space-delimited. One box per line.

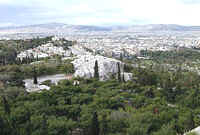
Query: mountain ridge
xmin=1 ymin=23 xmax=200 ymax=33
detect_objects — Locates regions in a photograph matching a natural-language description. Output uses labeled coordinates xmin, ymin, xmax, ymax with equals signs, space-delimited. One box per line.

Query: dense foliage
xmin=1 ymin=38 xmax=200 ymax=135
xmin=140 ymin=48 xmax=200 ymax=64
xmin=0 ymin=59 xmax=74 ymax=88
xmin=0 ymin=64 xmax=200 ymax=135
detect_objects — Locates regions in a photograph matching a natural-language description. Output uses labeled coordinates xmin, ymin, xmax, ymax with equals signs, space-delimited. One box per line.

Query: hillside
xmin=1 ymin=23 xmax=200 ymax=35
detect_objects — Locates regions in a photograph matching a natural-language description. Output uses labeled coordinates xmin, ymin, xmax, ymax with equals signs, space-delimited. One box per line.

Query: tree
xmin=101 ymin=114 xmax=108 ymax=135
xmin=2 ymin=96 xmax=10 ymax=115
xmin=152 ymin=124 xmax=176 ymax=135
xmin=0 ymin=116 xmax=11 ymax=135
xmin=41 ymin=114 xmax=48 ymax=135
xmin=122 ymin=73 xmax=125 ymax=83
xmin=145 ymin=87 xmax=155 ymax=98
xmin=120 ymin=53 xmax=123 ymax=62
xmin=117 ymin=62 xmax=121 ymax=82
xmin=188 ymin=111 xmax=195 ymax=131
xmin=91 ymin=112 xmax=100 ymax=135
xmin=0 ymin=46 xmax=17 ymax=65
xmin=36 ymin=55 xmax=39 ymax=61
xmin=94 ymin=60 xmax=99 ymax=80
xmin=33 ymin=66 xmax=38 ymax=84
xmin=26 ymin=109 xmax=32 ymax=135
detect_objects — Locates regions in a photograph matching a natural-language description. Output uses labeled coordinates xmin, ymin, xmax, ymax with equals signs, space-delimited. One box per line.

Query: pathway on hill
xmin=24 ymin=74 xmax=73 ymax=92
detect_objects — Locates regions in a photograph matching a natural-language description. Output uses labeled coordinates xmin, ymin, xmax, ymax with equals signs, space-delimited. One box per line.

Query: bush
xmin=152 ymin=124 xmax=176 ymax=135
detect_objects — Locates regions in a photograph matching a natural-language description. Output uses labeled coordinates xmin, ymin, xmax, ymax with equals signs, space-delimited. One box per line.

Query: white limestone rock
xmin=185 ymin=126 xmax=200 ymax=135
xmin=122 ymin=72 xmax=133 ymax=82
xmin=23 ymin=74 xmax=67 ymax=92
xmin=71 ymin=55 xmax=132 ymax=81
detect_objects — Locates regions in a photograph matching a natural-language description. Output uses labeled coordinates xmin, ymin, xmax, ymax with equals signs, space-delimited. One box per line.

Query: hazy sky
xmin=0 ymin=0 xmax=200 ymax=27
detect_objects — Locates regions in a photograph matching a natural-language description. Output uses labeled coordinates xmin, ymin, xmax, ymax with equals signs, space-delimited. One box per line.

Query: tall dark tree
xmin=26 ymin=110 xmax=32 ymax=135
xmin=41 ymin=114 xmax=48 ymax=135
xmin=117 ymin=62 xmax=121 ymax=82
xmin=94 ymin=60 xmax=99 ymax=80
xmin=101 ymin=114 xmax=108 ymax=135
xmin=91 ymin=112 xmax=100 ymax=135
xmin=145 ymin=88 xmax=154 ymax=98
xmin=33 ymin=66 xmax=38 ymax=84
xmin=0 ymin=116 xmax=5 ymax=134
xmin=188 ymin=111 xmax=195 ymax=130
xmin=0 ymin=116 xmax=11 ymax=135
xmin=122 ymin=72 xmax=125 ymax=83
xmin=2 ymin=96 xmax=10 ymax=115
xmin=120 ymin=53 xmax=123 ymax=62
xmin=36 ymin=55 xmax=39 ymax=61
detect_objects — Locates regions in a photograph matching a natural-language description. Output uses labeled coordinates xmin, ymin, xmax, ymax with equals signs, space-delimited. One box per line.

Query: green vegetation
xmin=140 ymin=48 xmax=200 ymax=64
xmin=33 ymin=66 xmax=38 ymax=84
xmin=0 ymin=36 xmax=75 ymax=65
xmin=94 ymin=60 xmax=99 ymax=80
xmin=2 ymin=38 xmax=200 ymax=134
xmin=186 ymin=132 xmax=198 ymax=135
xmin=117 ymin=62 xmax=121 ymax=82
xmin=0 ymin=59 xmax=74 ymax=88
xmin=0 ymin=44 xmax=17 ymax=65
xmin=0 ymin=63 xmax=200 ymax=134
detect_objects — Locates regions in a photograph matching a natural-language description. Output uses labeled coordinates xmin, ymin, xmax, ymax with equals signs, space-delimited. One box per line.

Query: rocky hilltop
xmin=72 ymin=55 xmax=132 ymax=81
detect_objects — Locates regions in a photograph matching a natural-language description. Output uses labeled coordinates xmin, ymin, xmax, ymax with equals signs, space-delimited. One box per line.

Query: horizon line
xmin=1 ymin=22 xmax=200 ymax=28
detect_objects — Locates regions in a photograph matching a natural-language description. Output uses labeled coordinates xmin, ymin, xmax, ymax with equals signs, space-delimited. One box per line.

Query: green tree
xmin=101 ymin=114 xmax=108 ymax=135
xmin=91 ymin=112 xmax=100 ymax=135
xmin=2 ymin=96 xmax=10 ymax=115
xmin=152 ymin=124 xmax=176 ymax=135
xmin=122 ymin=73 xmax=125 ymax=83
xmin=26 ymin=109 xmax=32 ymax=135
xmin=33 ymin=66 xmax=38 ymax=84
xmin=41 ymin=114 xmax=48 ymax=135
xmin=117 ymin=62 xmax=121 ymax=82
xmin=94 ymin=60 xmax=99 ymax=80
xmin=120 ymin=53 xmax=123 ymax=62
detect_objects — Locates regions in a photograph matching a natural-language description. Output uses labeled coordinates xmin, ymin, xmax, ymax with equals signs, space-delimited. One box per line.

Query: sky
xmin=0 ymin=0 xmax=200 ymax=27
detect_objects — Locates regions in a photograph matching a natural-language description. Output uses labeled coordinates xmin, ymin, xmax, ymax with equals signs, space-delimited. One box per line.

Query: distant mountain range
xmin=1 ymin=23 xmax=200 ymax=34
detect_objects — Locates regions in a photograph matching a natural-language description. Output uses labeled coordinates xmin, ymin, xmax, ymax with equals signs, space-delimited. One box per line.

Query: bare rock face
xmin=184 ymin=126 xmax=200 ymax=135
xmin=72 ymin=55 xmax=132 ymax=81
xmin=23 ymin=74 xmax=67 ymax=92
xmin=122 ymin=73 xmax=133 ymax=82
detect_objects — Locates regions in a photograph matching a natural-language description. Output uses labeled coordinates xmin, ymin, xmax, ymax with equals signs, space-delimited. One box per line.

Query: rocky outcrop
xmin=71 ymin=55 xmax=132 ymax=81
xmin=122 ymin=72 xmax=133 ymax=82
xmin=184 ymin=126 xmax=200 ymax=135
xmin=23 ymin=74 xmax=67 ymax=92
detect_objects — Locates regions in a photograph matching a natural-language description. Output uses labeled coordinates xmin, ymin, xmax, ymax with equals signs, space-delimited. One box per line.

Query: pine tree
xmin=122 ymin=64 xmax=125 ymax=82
xmin=0 ymin=116 xmax=5 ymax=134
xmin=120 ymin=53 xmax=123 ymax=62
xmin=91 ymin=112 xmax=100 ymax=135
xmin=2 ymin=96 xmax=10 ymax=115
xmin=117 ymin=62 xmax=121 ymax=82
xmin=26 ymin=110 xmax=31 ymax=135
xmin=70 ymin=52 xmax=73 ymax=57
xmin=101 ymin=114 xmax=108 ymax=135
xmin=94 ymin=60 xmax=99 ymax=80
xmin=41 ymin=114 xmax=48 ymax=135
xmin=33 ymin=66 xmax=38 ymax=84
xmin=36 ymin=55 xmax=39 ymax=61
xmin=188 ymin=111 xmax=195 ymax=130
xmin=122 ymin=72 xmax=125 ymax=83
